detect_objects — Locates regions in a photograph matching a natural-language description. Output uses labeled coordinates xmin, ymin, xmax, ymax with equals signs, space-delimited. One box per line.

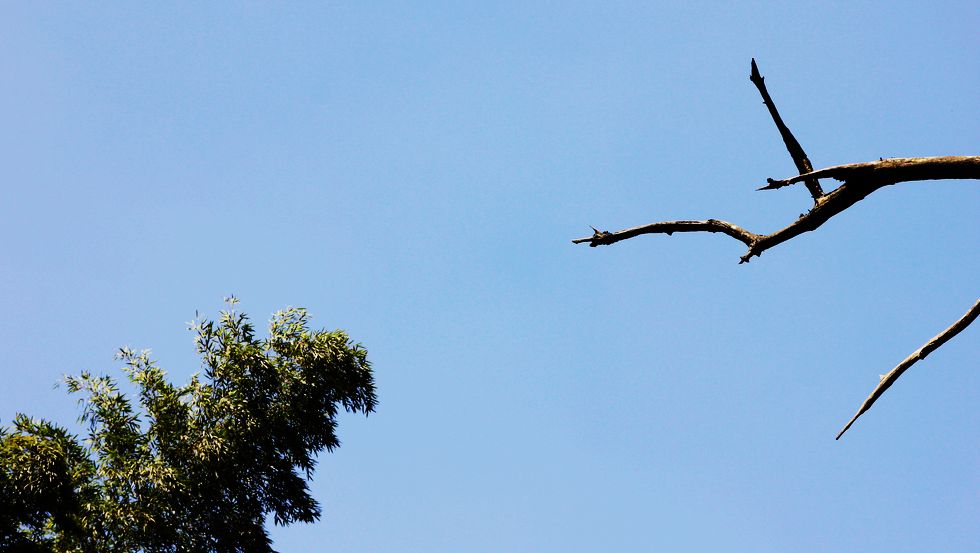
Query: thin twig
xmin=571 ymin=220 xmax=759 ymax=247
xmin=750 ymin=58 xmax=824 ymax=202
xmin=836 ymin=299 xmax=980 ymax=440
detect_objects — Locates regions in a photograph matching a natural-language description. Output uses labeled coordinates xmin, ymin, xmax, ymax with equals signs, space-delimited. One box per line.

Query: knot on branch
xmin=588 ymin=226 xmax=612 ymax=247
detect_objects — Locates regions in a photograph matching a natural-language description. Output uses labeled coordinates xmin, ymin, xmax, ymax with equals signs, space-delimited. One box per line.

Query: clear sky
xmin=2 ymin=2 xmax=978 ymax=551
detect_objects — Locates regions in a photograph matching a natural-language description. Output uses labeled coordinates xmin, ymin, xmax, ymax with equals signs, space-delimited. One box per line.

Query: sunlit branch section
xmin=749 ymin=58 xmax=823 ymax=202
xmin=836 ymin=298 xmax=980 ymax=440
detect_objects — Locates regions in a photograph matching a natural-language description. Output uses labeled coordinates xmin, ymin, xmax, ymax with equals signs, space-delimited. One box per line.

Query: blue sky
xmin=2 ymin=2 xmax=978 ymax=551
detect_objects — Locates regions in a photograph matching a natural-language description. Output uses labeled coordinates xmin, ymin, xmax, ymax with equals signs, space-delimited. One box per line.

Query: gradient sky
xmin=2 ymin=2 xmax=978 ymax=552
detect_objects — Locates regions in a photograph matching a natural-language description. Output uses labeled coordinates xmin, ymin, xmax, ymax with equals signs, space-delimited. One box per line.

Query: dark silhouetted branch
xmin=760 ymin=156 xmax=980 ymax=191
xmin=572 ymin=155 xmax=979 ymax=263
xmin=836 ymin=299 xmax=980 ymax=440
xmin=571 ymin=220 xmax=759 ymax=248
xmin=750 ymin=58 xmax=824 ymax=202
xmin=573 ymin=59 xmax=979 ymax=439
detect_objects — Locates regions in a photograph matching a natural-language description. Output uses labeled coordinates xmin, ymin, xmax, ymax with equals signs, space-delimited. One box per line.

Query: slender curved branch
xmin=836 ymin=298 xmax=980 ymax=440
xmin=750 ymin=58 xmax=823 ymax=202
xmin=571 ymin=220 xmax=758 ymax=248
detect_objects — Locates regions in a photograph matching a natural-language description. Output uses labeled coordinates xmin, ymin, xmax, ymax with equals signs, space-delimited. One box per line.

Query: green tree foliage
xmin=1 ymin=300 xmax=377 ymax=552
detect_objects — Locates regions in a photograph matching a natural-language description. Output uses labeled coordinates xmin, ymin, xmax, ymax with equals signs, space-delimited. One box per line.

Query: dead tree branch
xmin=572 ymin=155 xmax=979 ymax=263
xmin=836 ymin=299 xmax=980 ymax=440
xmin=573 ymin=59 xmax=979 ymax=439
xmin=572 ymin=59 xmax=980 ymax=263
xmin=760 ymin=156 xmax=980 ymax=191
xmin=749 ymin=58 xmax=823 ymax=202
xmin=572 ymin=220 xmax=759 ymax=248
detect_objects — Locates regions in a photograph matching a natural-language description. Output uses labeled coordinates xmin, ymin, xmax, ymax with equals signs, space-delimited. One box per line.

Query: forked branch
xmin=572 ymin=60 xmax=980 ymax=262
xmin=761 ymin=156 xmax=980 ymax=191
xmin=572 ymin=59 xmax=979 ymax=439
xmin=571 ymin=155 xmax=980 ymax=263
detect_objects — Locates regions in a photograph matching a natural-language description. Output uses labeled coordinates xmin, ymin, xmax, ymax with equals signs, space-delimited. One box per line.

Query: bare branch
xmin=836 ymin=299 xmax=980 ymax=440
xmin=573 ymin=61 xmax=979 ymax=439
xmin=571 ymin=220 xmax=759 ymax=248
xmin=574 ymin=155 xmax=980 ymax=263
xmin=760 ymin=156 xmax=980 ymax=191
xmin=750 ymin=58 xmax=824 ymax=202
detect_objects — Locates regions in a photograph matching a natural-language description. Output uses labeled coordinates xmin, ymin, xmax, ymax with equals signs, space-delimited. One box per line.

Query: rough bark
xmin=573 ymin=59 xmax=979 ymax=439
xmin=749 ymin=58 xmax=823 ymax=202
xmin=572 ymin=155 xmax=979 ymax=263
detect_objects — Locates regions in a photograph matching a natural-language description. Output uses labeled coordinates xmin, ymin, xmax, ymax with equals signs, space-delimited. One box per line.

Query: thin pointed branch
xmin=750 ymin=58 xmax=824 ymax=202
xmin=836 ymin=298 xmax=980 ymax=440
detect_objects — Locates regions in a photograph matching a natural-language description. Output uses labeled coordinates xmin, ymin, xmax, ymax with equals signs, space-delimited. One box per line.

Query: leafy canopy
xmin=1 ymin=300 xmax=377 ymax=552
